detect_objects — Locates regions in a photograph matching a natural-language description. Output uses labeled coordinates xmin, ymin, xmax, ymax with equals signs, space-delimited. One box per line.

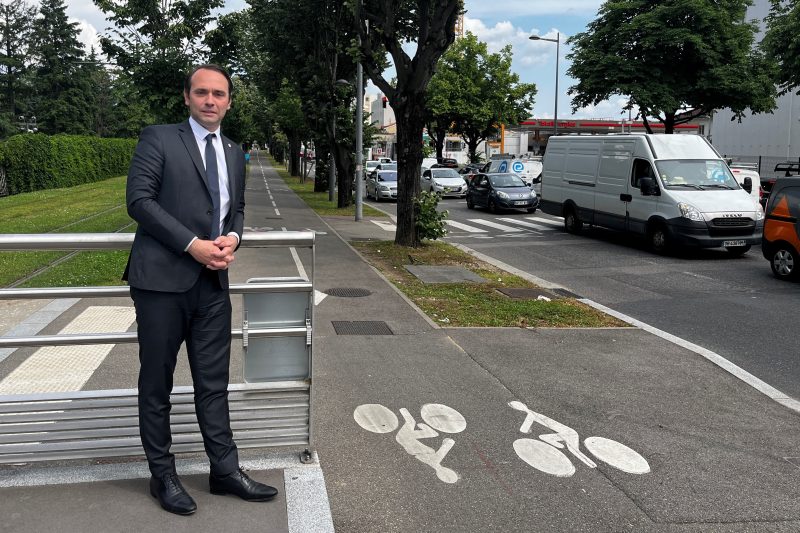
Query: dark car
xmin=761 ymin=176 xmax=800 ymax=280
xmin=762 ymin=162 xmax=800 ymax=208
xmin=436 ymin=157 xmax=459 ymax=169
xmin=466 ymin=173 xmax=539 ymax=213
xmin=459 ymin=164 xmax=483 ymax=184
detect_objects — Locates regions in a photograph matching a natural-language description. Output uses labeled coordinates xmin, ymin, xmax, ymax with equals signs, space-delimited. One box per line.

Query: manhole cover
xmin=332 ymin=321 xmax=393 ymax=335
xmin=325 ymin=287 xmax=372 ymax=298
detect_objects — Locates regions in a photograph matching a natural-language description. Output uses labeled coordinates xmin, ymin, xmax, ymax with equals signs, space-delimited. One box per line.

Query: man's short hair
xmin=184 ymin=64 xmax=234 ymax=96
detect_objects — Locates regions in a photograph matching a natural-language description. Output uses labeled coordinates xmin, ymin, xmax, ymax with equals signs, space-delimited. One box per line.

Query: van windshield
xmin=655 ymin=160 xmax=739 ymax=190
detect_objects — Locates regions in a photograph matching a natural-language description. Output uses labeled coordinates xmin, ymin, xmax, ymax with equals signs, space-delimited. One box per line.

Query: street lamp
xmin=529 ymin=33 xmax=560 ymax=136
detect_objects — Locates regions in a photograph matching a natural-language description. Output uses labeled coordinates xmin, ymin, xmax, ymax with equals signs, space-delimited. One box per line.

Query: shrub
xmin=0 ymin=133 xmax=137 ymax=195
xmin=414 ymin=190 xmax=448 ymax=241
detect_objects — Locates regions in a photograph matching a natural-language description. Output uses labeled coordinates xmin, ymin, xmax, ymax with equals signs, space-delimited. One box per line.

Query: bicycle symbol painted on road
xmin=508 ymin=400 xmax=650 ymax=477
xmin=353 ymin=403 xmax=467 ymax=484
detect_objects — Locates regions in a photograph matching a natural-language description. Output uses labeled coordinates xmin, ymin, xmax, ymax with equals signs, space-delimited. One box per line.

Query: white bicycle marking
xmin=354 ymin=403 xmax=466 ymax=483
xmin=509 ymin=400 xmax=649 ymax=477
xmin=353 ymin=404 xmax=399 ymax=434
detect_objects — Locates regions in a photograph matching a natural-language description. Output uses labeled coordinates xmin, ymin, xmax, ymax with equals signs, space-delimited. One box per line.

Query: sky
xmin=64 ymin=0 xmax=630 ymax=121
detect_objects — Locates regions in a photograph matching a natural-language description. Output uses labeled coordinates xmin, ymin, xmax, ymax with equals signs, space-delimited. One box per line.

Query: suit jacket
xmin=124 ymin=121 xmax=246 ymax=292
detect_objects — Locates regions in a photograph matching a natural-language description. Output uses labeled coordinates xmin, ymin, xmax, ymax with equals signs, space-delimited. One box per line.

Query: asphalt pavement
xmin=1 ymin=154 xmax=799 ymax=532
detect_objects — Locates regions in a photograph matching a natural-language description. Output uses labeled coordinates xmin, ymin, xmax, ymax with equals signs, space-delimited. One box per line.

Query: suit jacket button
xmin=207 ymin=209 xmax=213 ymax=215
xmin=202 ymin=234 xmax=209 ymax=239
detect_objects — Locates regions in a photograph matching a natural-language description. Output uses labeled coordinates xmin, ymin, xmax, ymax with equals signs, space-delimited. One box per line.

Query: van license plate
xmin=723 ymin=240 xmax=746 ymax=247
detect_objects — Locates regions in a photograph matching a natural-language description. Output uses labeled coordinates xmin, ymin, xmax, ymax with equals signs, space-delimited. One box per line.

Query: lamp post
xmin=354 ymin=59 xmax=364 ymax=221
xmin=529 ymin=33 xmax=560 ymax=136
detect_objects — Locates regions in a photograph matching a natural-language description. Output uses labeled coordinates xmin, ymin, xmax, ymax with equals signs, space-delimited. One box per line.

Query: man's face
xmin=184 ymin=68 xmax=231 ymax=130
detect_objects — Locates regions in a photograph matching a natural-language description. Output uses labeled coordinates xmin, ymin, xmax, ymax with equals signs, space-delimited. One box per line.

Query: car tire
xmin=725 ymin=244 xmax=751 ymax=257
xmin=527 ymin=208 xmax=537 ymax=214
xmin=489 ymin=199 xmax=499 ymax=214
xmin=466 ymin=196 xmax=475 ymax=209
xmin=564 ymin=207 xmax=583 ymax=234
xmin=648 ymin=223 xmax=670 ymax=255
xmin=770 ymin=244 xmax=798 ymax=280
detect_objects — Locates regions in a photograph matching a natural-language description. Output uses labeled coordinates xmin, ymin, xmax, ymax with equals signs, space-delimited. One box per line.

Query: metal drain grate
xmin=332 ymin=321 xmax=393 ymax=335
xmin=325 ymin=287 xmax=372 ymax=297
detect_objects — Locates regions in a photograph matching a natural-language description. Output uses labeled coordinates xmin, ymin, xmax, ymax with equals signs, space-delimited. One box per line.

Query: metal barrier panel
xmin=0 ymin=232 xmax=316 ymax=464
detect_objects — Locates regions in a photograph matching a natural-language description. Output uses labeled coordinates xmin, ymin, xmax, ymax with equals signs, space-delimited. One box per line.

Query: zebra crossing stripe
xmin=526 ymin=216 xmax=562 ymax=227
xmin=467 ymin=219 xmax=523 ymax=232
xmin=445 ymin=220 xmax=488 ymax=233
xmin=371 ymin=220 xmax=397 ymax=232
xmin=497 ymin=218 xmax=553 ymax=231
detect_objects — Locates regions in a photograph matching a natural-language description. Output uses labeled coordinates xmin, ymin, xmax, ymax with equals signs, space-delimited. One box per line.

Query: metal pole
xmin=329 ymin=113 xmax=336 ymax=203
xmin=355 ymin=59 xmax=364 ymax=221
xmin=554 ymin=33 xmax=559 ymax=137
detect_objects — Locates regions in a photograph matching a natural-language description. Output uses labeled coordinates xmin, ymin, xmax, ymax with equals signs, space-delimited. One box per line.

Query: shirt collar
xmin=188 ymin=116 xmax=222 ymax=141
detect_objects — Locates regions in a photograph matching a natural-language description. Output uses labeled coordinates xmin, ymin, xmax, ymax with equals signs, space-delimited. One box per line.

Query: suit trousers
xmin=131 ymin=268 xmax=239 ymax=478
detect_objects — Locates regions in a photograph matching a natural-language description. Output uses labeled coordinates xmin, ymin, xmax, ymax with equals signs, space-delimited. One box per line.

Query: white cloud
xmin=73 ymin=19 xmax=101 ymax=54
xmin=464 ymin=0 xmax=603 ymax=17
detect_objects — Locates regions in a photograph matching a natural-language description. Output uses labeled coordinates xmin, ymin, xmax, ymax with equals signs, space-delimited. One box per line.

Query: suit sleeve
xmin=127 ymin=126 xmax=197 ymax=254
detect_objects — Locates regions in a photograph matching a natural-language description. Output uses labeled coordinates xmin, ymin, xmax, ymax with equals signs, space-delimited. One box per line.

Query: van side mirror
xmin=533 ymin=174 xmax=542 ymax=184
xmin=640 ymin=177 xmax=659 ymax=196
xmin=743 ymin=176 xmax=752 ymax=194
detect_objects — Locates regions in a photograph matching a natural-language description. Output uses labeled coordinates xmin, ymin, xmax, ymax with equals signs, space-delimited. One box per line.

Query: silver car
xmin=366 ymin=170 xmax=398 ymax=201
xmin=420 ymin=167 xmax=468 ymax=198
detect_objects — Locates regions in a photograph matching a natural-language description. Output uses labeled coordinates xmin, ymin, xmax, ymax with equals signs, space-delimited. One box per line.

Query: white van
xmin=540 ymin=134 xmax=764 ymax=255
xmin=487 ymin=159 xmax=541 ymax=188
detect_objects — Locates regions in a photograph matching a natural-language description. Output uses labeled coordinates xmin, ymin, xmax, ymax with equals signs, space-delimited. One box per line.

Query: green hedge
xmin=0 ymin=134 xmax=137 ymax=195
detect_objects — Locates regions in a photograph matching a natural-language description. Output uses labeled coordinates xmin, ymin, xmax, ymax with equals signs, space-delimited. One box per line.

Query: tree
xmin=270 ymin=79 xmax=307 ymax=176
xmin=95 ymin=0 xmax=222 ymax=124
xmin=29 ymin=0 xmax=92 ymax=134
xmin=762 ymin=0 xmax=800 ymax=94
xmin=567 ymin=0 xmax=777 ymax=133
xmin=356 ymin=0 xmax=463 ymax=247
xmin=0 ymin=0 xmax=36 ymax=129
xmin=428 ymin=33 xmax=536 ymax=163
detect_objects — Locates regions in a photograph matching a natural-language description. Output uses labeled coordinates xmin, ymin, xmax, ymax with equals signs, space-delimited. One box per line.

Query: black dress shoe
xmin=149 ymin=473 xmax=197 ymax=515
xmin=209 ymin=467 xmax=278 ymax=501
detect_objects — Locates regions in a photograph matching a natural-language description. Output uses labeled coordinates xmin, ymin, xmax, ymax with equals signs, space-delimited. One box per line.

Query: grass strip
xmin=267 ymin=156 xmax=387 ymax=217
xmin=352 ymin=240 xmax=626 ymax=328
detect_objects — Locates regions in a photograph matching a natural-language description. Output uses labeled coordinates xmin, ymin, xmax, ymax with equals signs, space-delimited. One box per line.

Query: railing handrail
xmin=0 ymin=230 xmax=315 ymax=251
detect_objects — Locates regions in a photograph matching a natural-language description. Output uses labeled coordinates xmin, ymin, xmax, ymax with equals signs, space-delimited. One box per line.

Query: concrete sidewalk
xmin=1 ymin=154 xmax=799 ymax=532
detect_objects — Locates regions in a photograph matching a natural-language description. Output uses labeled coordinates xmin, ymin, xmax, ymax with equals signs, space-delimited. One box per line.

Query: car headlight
xmin=379 ymin=185 xmax=390 ymax=191
xmin=755 ymin=205 xmax=765 ymax=220
xmin=496 ymin=191 xmax=510 ymax=199
xmin=678 ymin=202 xmax=703 ymax=221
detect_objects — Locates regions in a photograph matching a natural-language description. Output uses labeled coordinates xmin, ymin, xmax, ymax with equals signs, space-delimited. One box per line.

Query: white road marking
xmin=372 ymin=220 xmax=397 ymax=232
xmin=0 ymin=306 xmax=136 ymax=394
xmin=445 ymin=220 xmax=487 ymax=233
xmin=526 ymin=216 xmax=563 ymax=227
xmin=282 ymin=227 xmax=308 ymax=280
xmin=580 ymin=299 xmax=800 ymax=413
xmin=467 ymin=219 xmax=522 ymax=232
xmin=497 ymin=218 xmax=551 ymax=231
xmin=314 ymin=290 xmax=328 ymax=306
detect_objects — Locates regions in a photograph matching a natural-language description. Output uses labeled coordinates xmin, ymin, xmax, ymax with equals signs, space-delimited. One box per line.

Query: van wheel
xmin=725 ymin=244 xmax=751 ymax=257
xmin=466 ymin=196 xmax=475 ymax=209
xmin=770 ymin=244 xmax=798 ymax=280
xmin=648 ymin=224 xmax=670 ymax=254
xmin=564 ymin=208 xmax=583 ymax=234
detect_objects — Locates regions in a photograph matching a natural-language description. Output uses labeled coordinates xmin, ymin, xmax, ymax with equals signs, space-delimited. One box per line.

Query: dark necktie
xmin=205 ymin=133 xmax=221 ymax=239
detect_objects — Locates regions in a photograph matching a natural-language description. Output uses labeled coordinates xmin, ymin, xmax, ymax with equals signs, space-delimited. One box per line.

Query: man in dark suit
xmin=125 ymin=64 xmax=277 ymax=515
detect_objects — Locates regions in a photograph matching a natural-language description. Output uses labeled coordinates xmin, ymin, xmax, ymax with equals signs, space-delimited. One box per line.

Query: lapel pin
xmin=227 ymin=143 xmax=231 ymax=148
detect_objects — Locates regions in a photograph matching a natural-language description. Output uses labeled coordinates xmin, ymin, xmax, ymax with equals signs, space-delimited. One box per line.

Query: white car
xmin=366 ymin=170 xmax=398 ymax=201
xmin=421 ymin=168 xmax=468 ymax=198
xmin=364 ymin=160 xmax=381 ymax=179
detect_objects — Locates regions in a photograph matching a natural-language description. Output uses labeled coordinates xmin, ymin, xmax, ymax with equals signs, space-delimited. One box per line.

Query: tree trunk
xmin=288 ymin=135 xmax=301 ymax=176
xmin=434 ymin=125 xmax=446 ymax=160
xmin=466 ymin=138 xmax=480 ymax=163
xmin=394 ymin=97 xmax=426 ymax=247
xmin=335 ymin=143 xmax=354 ymax=207
xmin=315 ymin=150 xmax=329 ymax=192
xmin=641 ymin=114 xmax=653 ymax=134
xmin=663 ymin=112 xmax=675 ymax=134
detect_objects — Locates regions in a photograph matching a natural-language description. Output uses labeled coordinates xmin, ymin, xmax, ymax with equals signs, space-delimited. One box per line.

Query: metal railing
xmin=0 ymin=231 xmax=316 ymax=464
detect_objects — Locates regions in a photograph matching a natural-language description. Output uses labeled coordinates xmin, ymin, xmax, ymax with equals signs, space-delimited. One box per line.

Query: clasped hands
xmin=188 ymin=235 xmax=237 ymax=270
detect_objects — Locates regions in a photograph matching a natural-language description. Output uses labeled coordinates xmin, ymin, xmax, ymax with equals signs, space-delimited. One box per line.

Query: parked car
xmin=459 ymin=164 xmax=483 ymax=185
xmin=421 ymin=167 xmax=468 ymax=198
xmin=762 ymin=162 xmax=800 ymax=208
xmin=364 ymin=160 xmax=381 ymax=179
xmin=761 ymin=176 xmax=800 ymax=280
xmin=436 ymin=157 xmax=459 ymax=169
xmin=421 ymin=157 xmax=439 ymax=172
xmin=367 ymin=162 xmax=397 ymax=180
xmin=727 ymin=161 xmax=763 ymax=208
xmin=466 ymin=173 xmax=539 ymax=213
xmin=366 ymin=170 xmax=398 ymax=201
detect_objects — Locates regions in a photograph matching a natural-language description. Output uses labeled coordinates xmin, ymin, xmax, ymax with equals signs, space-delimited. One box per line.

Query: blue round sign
xmin=512 ymin=161 xmax=524 ymax=173
xmin=498 ymin=161 xmax=508 ymax=172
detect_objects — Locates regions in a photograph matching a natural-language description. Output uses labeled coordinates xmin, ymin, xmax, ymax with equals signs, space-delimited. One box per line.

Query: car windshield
xmin=366 ymin=162 xmax=379 ymax=168
xmin=377 ymin=172 xmax=397 ymax=182
xmin=380 ymin=163 xmax=397 ymax=171
xmin=489 ymin=174 xmax=526 ymax=188
xmin=655 ymin=160 xmax=739 ymax=190
xmin=431 ymin=169 xmax=461 ymax=179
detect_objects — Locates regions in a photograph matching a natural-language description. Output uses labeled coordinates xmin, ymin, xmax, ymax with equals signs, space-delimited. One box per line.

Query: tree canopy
xmin=567 ymin=0 xmax=777 ymax=133
xmin=762 ymin=0 xmax=800 ymax=94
